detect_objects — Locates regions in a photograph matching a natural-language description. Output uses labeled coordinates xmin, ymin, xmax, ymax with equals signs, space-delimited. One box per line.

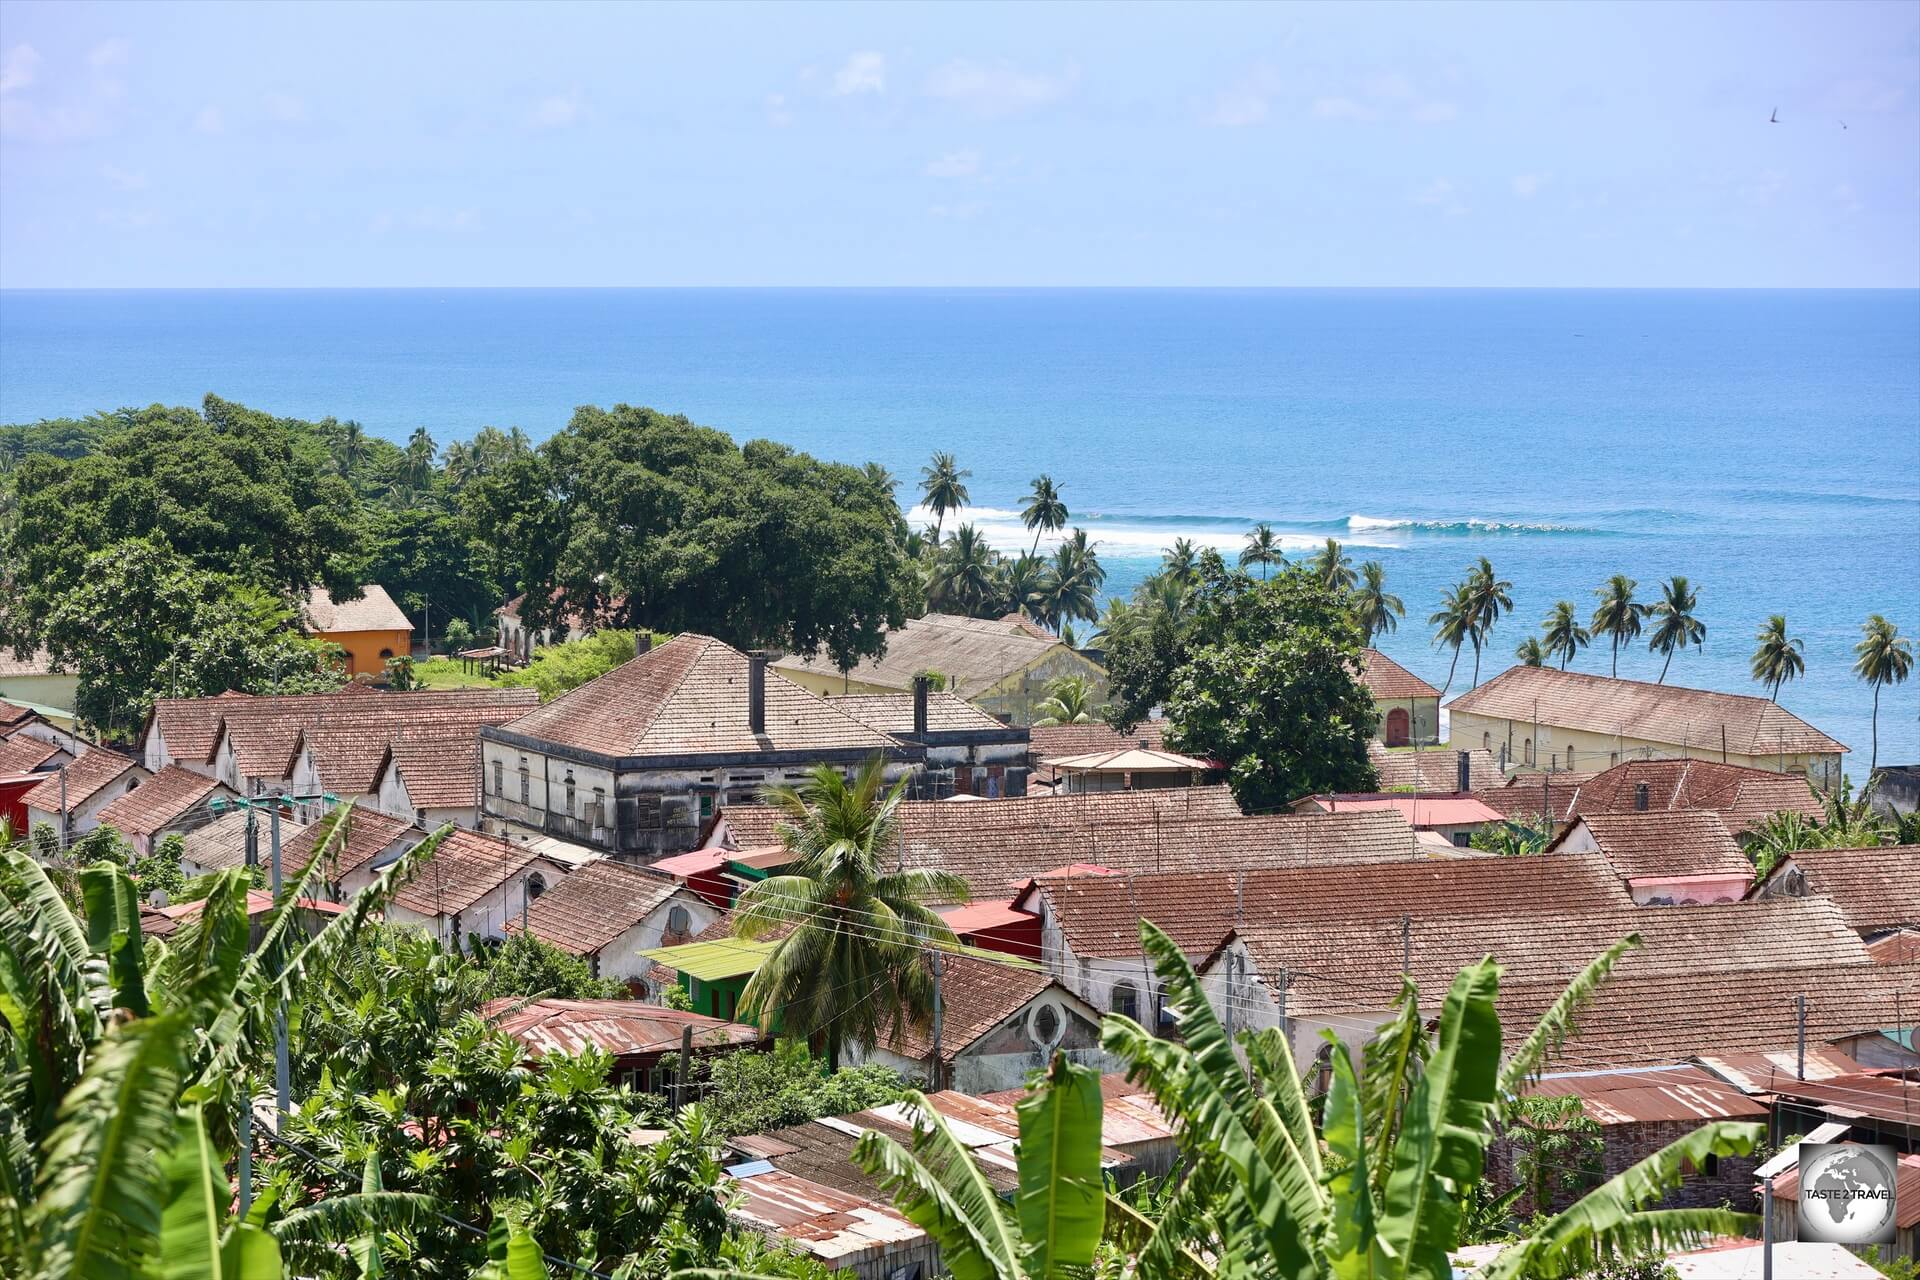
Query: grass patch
xmin=413 ymin=656 xmax=503 ymax=690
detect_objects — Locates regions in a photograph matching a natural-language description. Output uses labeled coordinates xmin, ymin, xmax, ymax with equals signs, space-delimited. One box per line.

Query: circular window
xmin=1031 ymin=1002 xmax=1061 ymax=1046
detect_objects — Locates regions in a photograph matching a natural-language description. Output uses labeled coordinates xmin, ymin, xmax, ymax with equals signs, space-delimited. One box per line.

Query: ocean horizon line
xmin=3 ymin=283 xmax=1917 ymax=294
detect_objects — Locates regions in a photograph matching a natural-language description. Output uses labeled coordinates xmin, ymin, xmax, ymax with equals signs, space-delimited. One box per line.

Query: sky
xmin=1 ymin=0 xmax=1916 ymax=288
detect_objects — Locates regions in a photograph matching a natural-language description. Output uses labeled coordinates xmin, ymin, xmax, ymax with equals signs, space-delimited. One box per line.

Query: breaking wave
xmin=1346 ymin=514 xmax=1595 ymax=535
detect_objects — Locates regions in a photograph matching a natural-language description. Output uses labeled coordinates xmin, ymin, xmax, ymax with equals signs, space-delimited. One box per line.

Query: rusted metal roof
xmin=725 ymin=1166 xmax=925 ymax=1263
xmin=482 ymin=997 xmax=760 ymax=1058
xmin=1766 ymin=1071 xmax=1920 ymax=1128
xmin=1528 ymin=1065 xmax=1767 ymax=1124
xmin=1694 ymin=1046 xmax=1868 ymax=1094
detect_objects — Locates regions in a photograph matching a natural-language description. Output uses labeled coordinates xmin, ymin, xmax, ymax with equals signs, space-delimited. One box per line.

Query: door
xmin=1384 ymin=707 xmax=1411 ymax=747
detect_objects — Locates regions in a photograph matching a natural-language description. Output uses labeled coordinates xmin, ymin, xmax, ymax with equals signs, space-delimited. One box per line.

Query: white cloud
xmin=264 ymin=92 xmax=308 ymax=123
xmin=1510 ymin=173 xmax=1549 ymax=198
xmin=1834 ymin=182 xmax=1864 ymax=214
xmin=831 ymin=51 xmax=886 ymax=97
xmin=86 ymin=39 xmax=130 ymax=71
xmin=1311 ymin=95 xmax=1377 ymax=121
xmin=1411 ymin=100 xmax=1459 ymax=124
xmin=529 ymin=91 xmax=587 ymax=128
xmin=1205 ymin=67 xmax=1282 ymax=127
xmin=924 ymin=148 xmax=982 ymax=179
xmin=100 ymin=164 xmax=146 ymax=191
xmin=1 ymin=43 xmax=40 ymax=94
xmin=193 ymin=104 xmax=224 ymax=134
xmin=924 ymin=59 xmax=1073 ymax=116
xmin=929 ymin=200 xmax=986 ymax=220
xmin=764 ymin=92 xmax=791 ymax=127
xmin=1411 ymin=177 xmax=1468 ymax=216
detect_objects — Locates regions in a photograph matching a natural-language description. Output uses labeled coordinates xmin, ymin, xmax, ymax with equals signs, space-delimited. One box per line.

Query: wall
xmin=0 ymin=672 xmax=80 ymax=719
xmin=780 ymin=667 xmax=902 ymax=699
xmin=591 ymin=890 xmax=721 ymax=986
xmin=321 ymin=628 xmax=413 ymax=677
xmin=26 ymin=766 xmax=146 ymax=842
xmin=386 ymin=855 xmax=569 ymax=949
xmin=851 ymin=992 xmax=1115 ymax=1095
xmin=1373 ymin=696 xmax=1440 ymax=746
xmin=1489 ymin=1118 xmax=1758 ymax=1216
xmin=977 ymin=649 xmax=1110 ymax=727
xmin=1449 ymin=709 xmax=1843 ymax=789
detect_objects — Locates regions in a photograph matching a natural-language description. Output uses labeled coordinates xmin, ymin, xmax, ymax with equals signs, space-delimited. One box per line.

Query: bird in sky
xmin=1840 ymin=119 xmax=1848 ymax=129
xmin=1769 ymin=106 xmax=1779 ymax=123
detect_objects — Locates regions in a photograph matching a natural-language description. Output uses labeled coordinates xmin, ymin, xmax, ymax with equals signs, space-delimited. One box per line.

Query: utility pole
xmin=928 ymin=949 xmax=945 ymax=1092
xmin=676 ymin=1024 xmax=693 ymax=1111
xmin=1401 ymin=915 xmax=1412 ymax=977
xmin=238 ymin=805 xmax=257 ymax=1218
xmin=57 ymin=764 xmax=68 ymax=854
xmin=1275 ymin=967 xmax=1291 ymax=1058
xmin=1796 ymin=994 xmax=1806 ymax=1080
xmin=270 ymin=806 xmax=289 ymax=1124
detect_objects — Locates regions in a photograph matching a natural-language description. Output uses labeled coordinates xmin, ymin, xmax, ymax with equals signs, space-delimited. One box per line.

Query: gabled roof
xmin=1547 ymin=810 xmax=1754 ymax=879
xmin=713 ymin=788 xmax=1415 ymax=899
xmin=0 ymin=647 xmax=56 ymax=678
xmin=302 ymin=584 xmax=412 ymax=633
xmin=495 ymin=633 xmax=905 ymax=761
xmin=505 ymin=859 xmax=689 ymax=956
xmin=370 ymin=724 xmax=489 ymax=810
xmin=772 ymin=612 xmax=1079 ymax=699
xmin=1367 ymin=744 xmax=1500 ymax=791
xmin=179 ymin=809 xmax=313 ymax=874
xmin=1032 ymin=852 xmax=1635 ymax=960
xmin=390 ymin=828 xmax=555 ymax=917
xmin=280 ymin=805 xmax=421 ymax=880
xmin=1030 ymin=720 xmax=1167 ymax=761
xmin=93 ymin=766 xmax=226 ymax=839
xmin=147 ymin=688 xmax=538 ymax=785
xmin=1 ymin=698 xmax=45 ymax=731
xmin=483 ymin=997 xmax=758 ymax=1057
xmin=21 ymin=748 xmax=143 ymax=813
xmin=0 ymin=734 xmax=61 ymax=776
xmin=1757 ymin=845 xmax=1920 ymax=935
xmin=1448 ymin=666 xmax=1847 ymax=756
xmin=1359 ymin=649 xmax=1440 ymax=701
xmin=828 ymin=691 xmax=1020 ymax=736
xmin=1563 ymin=758 xmax=1823 ymax=833
xmin=881 ymin=951 xmax=1091 ymax=1063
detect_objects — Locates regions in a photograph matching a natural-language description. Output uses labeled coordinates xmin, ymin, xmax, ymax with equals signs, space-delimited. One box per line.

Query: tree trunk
xmin=826 ymin=1033 xmax=840 ymax=1073
xmin=1610 ymin=636 xmax=1619 ymax=677
xmin=1658 ymin=648 xmax=1673 ymax=683
xmin=1471 ymin=638 xmax=1483 ymax=689
xmin=1870 ymin=683 xmax=1880 ymax=775
xmin=1437 ymin=643 xmax=1463 ymax=701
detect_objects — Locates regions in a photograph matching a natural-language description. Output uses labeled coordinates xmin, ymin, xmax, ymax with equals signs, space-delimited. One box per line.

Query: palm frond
xmin=1014 ymin=1054 xmax=1106 ymax=1278
xmin=78 ymin=864 xmax=149 ymax=1018
xmin=853 ymin=1093 xmax=1021 ymax=1280
xmin=1497 ymin=935 xmax=1640 ymax=1098
xmin=1319 ymin=1036 xmax=1379 ymax=1280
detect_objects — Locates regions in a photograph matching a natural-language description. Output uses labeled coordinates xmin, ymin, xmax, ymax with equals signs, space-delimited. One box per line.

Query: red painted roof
xmin=938 ymin=902 xmax=1037 ymax=933
xmin=651 ymin=848 xmax=732 ymax=878
xmin=1307 ymin=794 xmax=1504 ymax=827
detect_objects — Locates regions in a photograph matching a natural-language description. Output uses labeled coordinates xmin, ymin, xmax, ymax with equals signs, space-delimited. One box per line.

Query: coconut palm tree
xmin=1161 ymin=538 xmax=1200 ymax=586
xmin=340 ymin=419 xmax=366 ymax=476
xmin=998 ymin=553 xmax=1053 ymax=624
xmin=864 ymin=461 xmax=899 ymax=502
xmin=1043 ymin=530 xmax=1104 ymax=632
xmin=1092 ymin=597 xmax=1142 ymax=648
xmin=1020 ymin=475 xmax=1069 ymax=557
xmin=919 ymin=451 xmax=971 ymax=543
xmin=1033 ymin=674 xmax=1102 ymax=726
xmin=1750 ymin=614 xmax=1805 ymax=702
xmin=1646 ymin=576 xmax=1706 ymax=683
xmin=1352 ymin=561 xmax=1405 ymax=645
xmin=404 ymin=426 xmax=437 ymax=492
xmin=1542 ymin=601 xmax=1590 ymax=671
xmin=931 ymin=523 xmax=1000 ymax=616
xmin=1465 ymin=557 xmax=1514 ymax=688
xmin=1429 ymin=579 xmax=1475 ymax=700
xmin=735 ymin=759 xmax=969 ymax=1069
xmin=1590 ymin=576 xmax=1646 ymax=678
xmin=1309 ymin=537 xmax=1358 ymax=592
xmin=1853 ymin=614 xmax=1913 ymax=773
xmin=1240 ymin=523 xmax=1283 ymax=579
xmin=1516 ymin=635 xmax=1547 ymax=667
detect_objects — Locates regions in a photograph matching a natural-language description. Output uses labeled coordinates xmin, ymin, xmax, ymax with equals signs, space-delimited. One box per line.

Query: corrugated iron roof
xmin=483 ymin=997 xmax=759 ymax=1057
xmin=1528 ymin=1064 xmax=1767 ymax=1124
xmin=1694 ymin=1046 xmax=1869 ymax=1094
xmin=639 ymin=936 xmax=779 ymax=981
xmin=724 ymin=1166 xmax=925 ymax=1263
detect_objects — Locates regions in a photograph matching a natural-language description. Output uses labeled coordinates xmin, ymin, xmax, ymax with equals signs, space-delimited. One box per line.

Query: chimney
xmin=912 ymin=675 xmax=930 ymax=737
xmin=637 ymin=632 xmax=653 ymax=655
xmin=748 ymin=651 xmax=768 ymax=735
xmin=1456 ymin=750 xmax=1471 ymax=795
xmin=1634 ymin=782 xmax=1649 ymax=811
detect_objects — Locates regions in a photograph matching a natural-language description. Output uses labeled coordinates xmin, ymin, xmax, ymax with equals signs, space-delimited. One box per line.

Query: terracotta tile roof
xmin=715 ymin=788 xmax=1413 ymax=898
xmin=1030 ymin=720 xmax=1167 ymax=760
xmin=1448 ymin=666 xmax=1847 ymax=756
xmin=0 ymin=735 xmax=60 ymax=775
xmin=1865 ymin=929 xmax=1920 ymax=964
xmin=496 ymin=634 xmax=904 ymax=761
xmin=1472 ymin=780 xmax=1585 ymax=825
xmin=773 ymin=612 xmax=1073 ymax=700
xmin=1495 ymin=961 xmax=1920 ymax=1068
xmin=93 ymin=766 xmax=226 ymax=839
xmin=483 ymin=997 xmax=758 ymax=1057
xmin=303 ymin=583 xmax=412 ymax=634
xmin=147 ymin=688 xmax=538 ymax=786
xmin=1760 ymin=845 xmax=1920 ymax=934
xmin=390 ymin=827 xmax=553 ymax=917
xmin=1549 ymin=810 xmax=1755 ymax=879
xmin=179 ymin=809 xmax=314 ymax=874
xmin=280 ymin=805 xmax=420 ymax=880
xmin=506 ymin=859 xmax=688 ymax=955
xmin=21 ymin=748 xmax=142 ymax=813
xmin=882 ymin=950 xmax=1064 ymax=1061
xmin=0 ymin=646 xmax=56 ymax=678
xmin=828 ymin=691 xmax=1019 ymax=736
xmin=1032 ymin=851 xmax=1634 ymax=960
xmin=1001 ymin=612 xmax=1059 ymax=642
xmin=376 ymin=725 xmax=488 ymax=810
xmin=1368 ymin=744 xmax=1500 ymax=791
xmin=1527 ymin=1065 xmax=1768 ymax=1124
xmin=1359 ymin=649 xmax=1441 ymax=701
xmin=1561 ymin=759 xmax=1823 ymax=833
xmin=1 ymin=698 xmax=43 ymax=730
xmin=1242 ymin=895 xmax=1868 ymax=1014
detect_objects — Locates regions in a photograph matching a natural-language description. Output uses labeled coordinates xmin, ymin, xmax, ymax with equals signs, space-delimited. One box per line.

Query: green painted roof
xmin=639 ymin=937 xmax=778 ymax=981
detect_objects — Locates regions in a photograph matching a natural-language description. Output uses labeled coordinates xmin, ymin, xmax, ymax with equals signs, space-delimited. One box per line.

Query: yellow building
xmin=303 ymin=585 xmax=414 ymax=677
xmin=1447 ymin=665 xmax=1846 ymax=789
xmin=773 ymin=612 xmax=1108 ymax=727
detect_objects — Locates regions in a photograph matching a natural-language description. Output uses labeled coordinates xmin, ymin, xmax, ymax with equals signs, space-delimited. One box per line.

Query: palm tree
xmin=919 ymin=451 xmax=970 ymax=543
xmin=1516 ymin=635 xmax=1547 ymax=667
xmin=1429 ymin=579 xmax=1475 ymax=700
xmin=1542 ymin=600 xmax=1590 ymax=671
xmin=1240 ymin=523 xmax=1283 ymax=579
xmin=404 ymin=426 xmax=437 ymax=493
xmin=1853 ymin=614 xmax=1913 ymax=774
xmin=1590 ymin=575 xmax=1646 ymax=678
xmin=931 ymin=523 xmax=999 ymax=616
xmin=1161 ymin=538 xmax=1199 ymax=585
xmin=1646 ymin=576 xmax=1706 ymax=683
xmin=1750 ymin=614 xmax=1805 ymax=702
xmin=998 ymin=553 xmax=1053 ymax=624
xmin=1092 ymin=597 xmax=1141 ymax=647
xmin=1043 ymin=530 xmax=1104 ymax=632
xmin=864 ymin=461 xmax=899 ymax=502
xmin=735 ymin=759 xmax=969 ymax=1069
xmin=1020 ymin=475 xmax=1069 ymax=557
xmin=442 ymin=438 xmax=479 ymax=490
xmin=1465 ymin=557 xmax=1514 ymax=687
xmin=1033 ymin=674 xmax=1101 ymax=726
xmin=1352 ymin=561 xmax=1404 ymax=645
xmin=1308 ymin=537 xmax=1358 ymax=592
xmin=340 ymin=419 xmax=366 ymax=476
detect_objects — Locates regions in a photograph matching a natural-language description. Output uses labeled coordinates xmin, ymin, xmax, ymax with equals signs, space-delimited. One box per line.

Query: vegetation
xmin=695 ymin=1039 xmax=909 ymax=1139
xmin=1853 ymin=614 xmax=1913 ymax=773
xmin=1749 ymin=614 xmax=1805 ymax=701
xmin=1515 ymin=635 xmax=1548 ymax=667
xmin=1032 ymin=673 xmax=1104 ymax=726
xmin=920 ymin=451 xmax=971 ymax=543
xmin=1239 ymin=522 xmax=1284 ymax=579
xmin=1748 ymin=775 xmax=1913 ymax=875
xmin=735 ymin=759 xmax=969 ymax=1068
xmin=1020 ymin=474 xmax=1068 ymax=556
xmin=1353 ymin=560 xmax=1405 ymax=645
xmin=1646 ymin=576 xmax=1705 ymax=683
xmin=1471 ymin=820 xmax=1551 ymax=857
xmin=497 ymin=629 xmax=647 ymax=701
xmin=1542 ymin=600 xmax=1592 ymax=671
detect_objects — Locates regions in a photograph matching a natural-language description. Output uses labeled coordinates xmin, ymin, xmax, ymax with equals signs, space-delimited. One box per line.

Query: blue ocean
xmin=3 ymin=288 xmax=1917 ymax=771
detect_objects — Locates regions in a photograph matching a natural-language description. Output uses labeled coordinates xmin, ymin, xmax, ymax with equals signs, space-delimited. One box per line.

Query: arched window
xmin=492 ymin=759 xmax=504 ymax=796
xmin=379 ymin=648 xmax=394 ymax=660
xmin=1483 ymin=731 xmax=1492 ymax=752
xmin=525 ymin=872 xmax=547 ymax=900
xmin=518 ymin=757 xmax=530 ymax=805
xmin=1524 ymin=738 xmax=1534 ymax=766
xmin=564 ymin=771 xmax=576 ymax=814
xmin=666 ymin=904 xmax=691 ymax=936
xmin=1566 ymin=745 xmax=1575 ymax=771
xmin=1110 ymin=982 xmax=1140 ymax=1020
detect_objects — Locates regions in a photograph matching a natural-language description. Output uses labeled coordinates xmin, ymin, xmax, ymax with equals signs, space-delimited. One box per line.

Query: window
xmin=591 ymin=787 xmax=606 ymax=826
xmin=1110 ymin=982 xmax=1140 ymax=1020
xmin=564 ymin=771 xmax=576 ymax=814
xmin=666 ymin=904 xmax=691 ymax=936
xmin=698 ymin=794 xmax=714 ymax=820
xmin=526 ymin=872 xmax=547 ymax=900
xmin=379 ymin=648 xmax=394 ymax=660
xmin=492 ymin=759 xmax=503 ymax=796
xmin=1031 ymin=1002 xmax=1061 ymax=1046
xmin=1703 ymin=1154 xmax=1720 ymax=1177
xmin=1483 ymin=731 xmax=1492 ymax=752
xmin=1523 ymin=738 xmax=1534 ymax=766
xmin=518 ymin=758 xmax=530 ymax=805
xmin=1565 ymin=745 xmax=1575 ymax=771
